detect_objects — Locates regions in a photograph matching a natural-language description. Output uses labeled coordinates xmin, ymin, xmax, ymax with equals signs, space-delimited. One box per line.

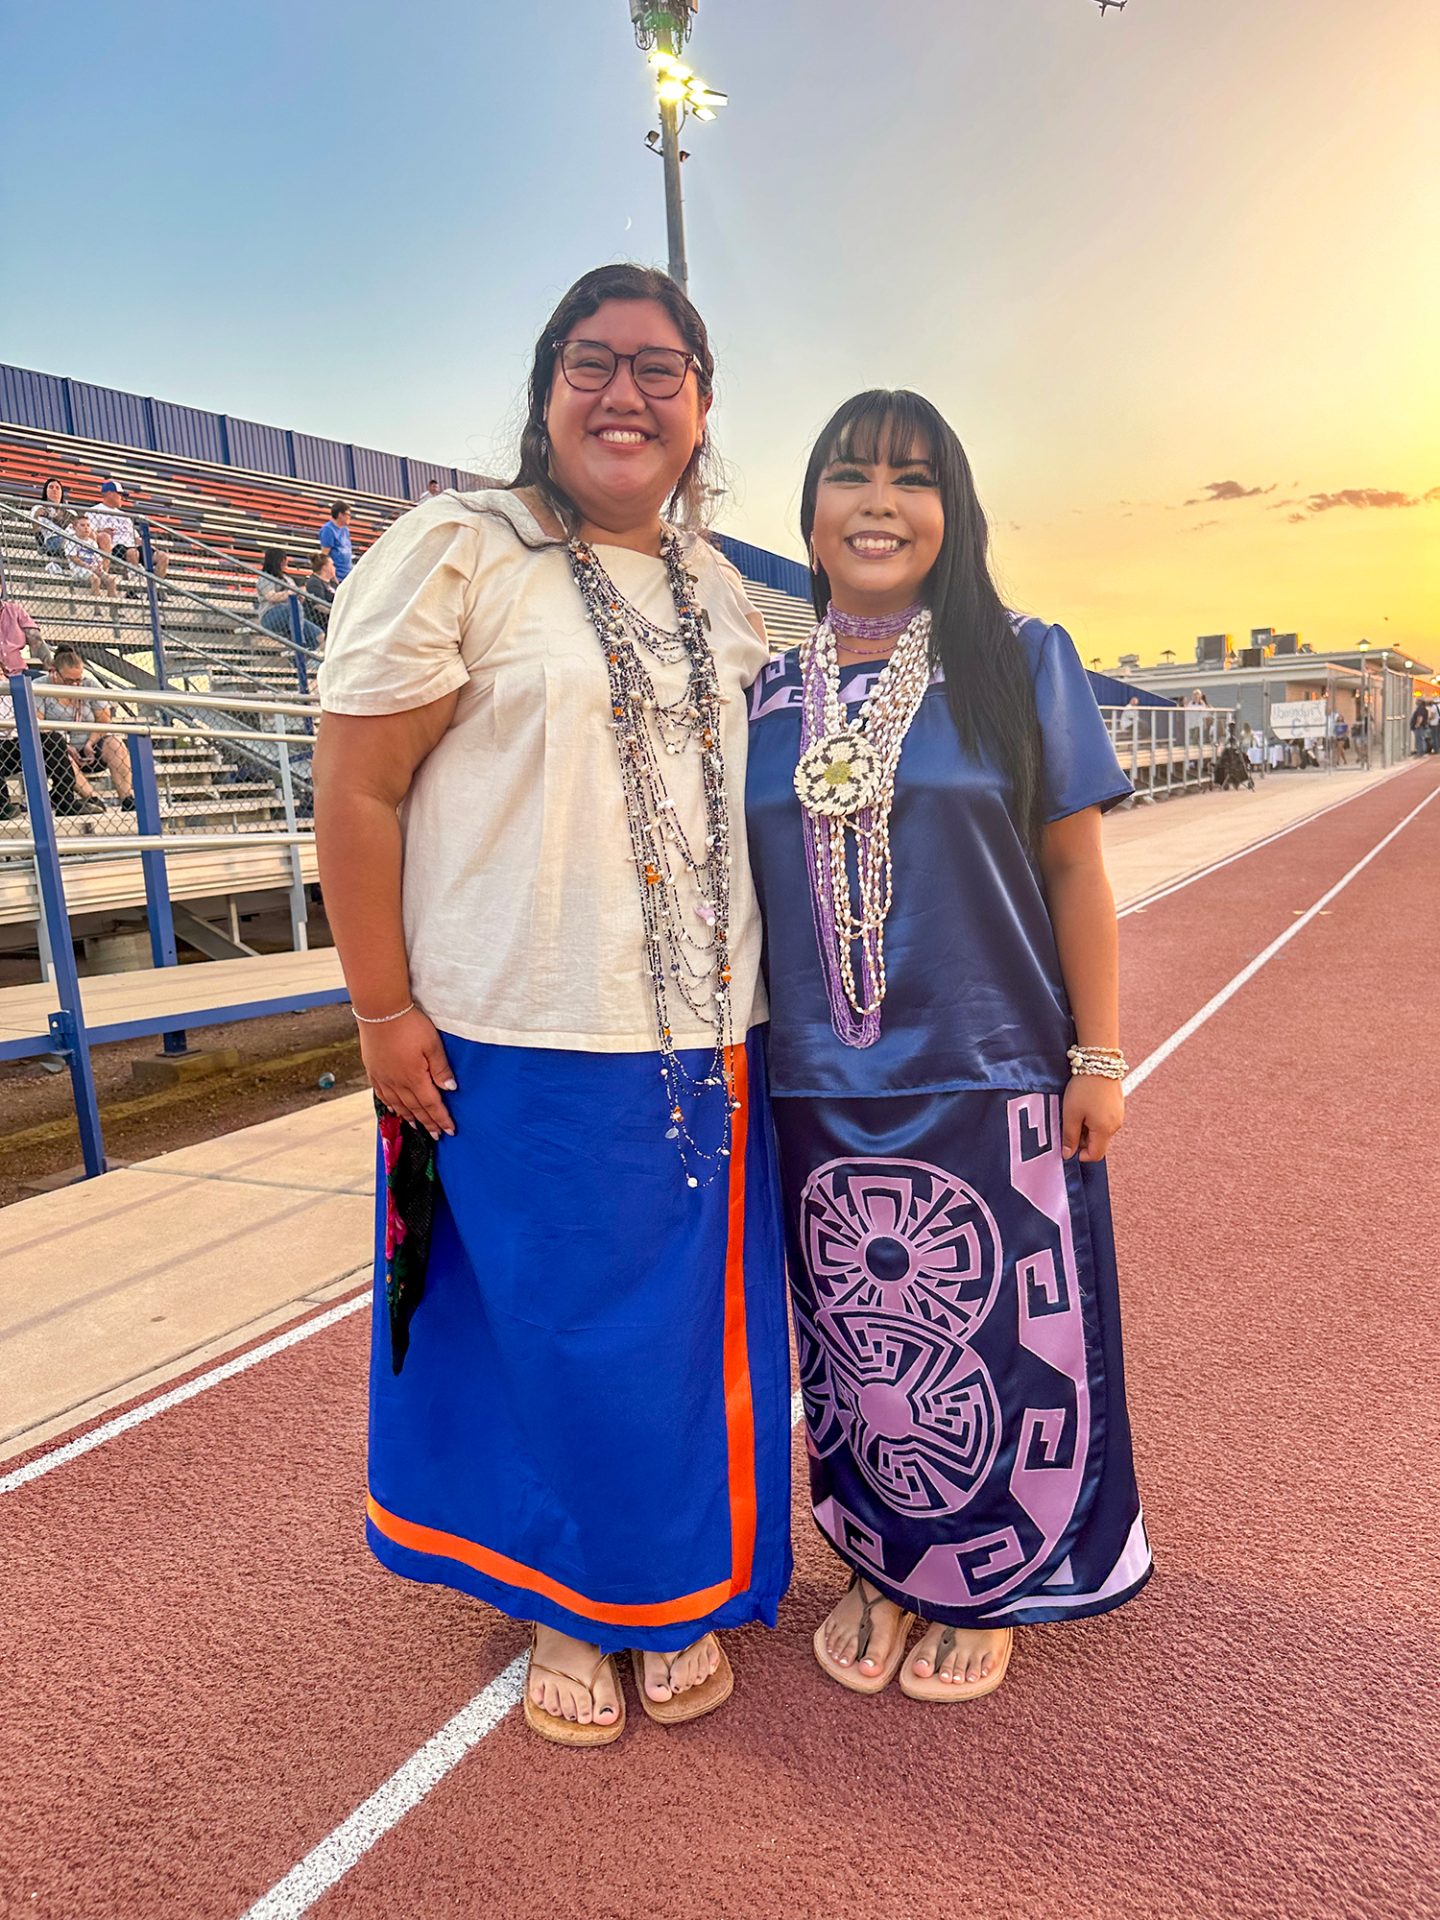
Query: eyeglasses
xmin=556 ymin=340 xmax=699 ymax=400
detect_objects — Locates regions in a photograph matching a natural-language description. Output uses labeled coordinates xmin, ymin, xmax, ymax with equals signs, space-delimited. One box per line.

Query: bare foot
xmin=640 ymin=1633 xmax=722 ymax=1704
xmin=529 ymin=1624 xmax=622 ymax=1727
xmin=905 ymin=1622 xmax=1007 ymax=1689
xmin=819 ymin=1576 xmax=909 ymax=1679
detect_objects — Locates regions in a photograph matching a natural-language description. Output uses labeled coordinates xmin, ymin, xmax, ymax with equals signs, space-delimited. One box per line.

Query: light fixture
xmin=648 ymin=47 xmax=729 ymax=121
xmin=1358 ymin=638 xmax=1369 ymax=652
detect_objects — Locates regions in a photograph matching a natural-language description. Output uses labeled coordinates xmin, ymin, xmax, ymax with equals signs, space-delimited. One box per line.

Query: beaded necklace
xmin=567 ymin=533 xmax=737 ymax=1186
xmin=793 ymin=602 xmax=934 ymax=1047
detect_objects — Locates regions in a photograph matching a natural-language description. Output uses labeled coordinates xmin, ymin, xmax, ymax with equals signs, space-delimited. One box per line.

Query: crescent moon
xmin=624 ymin=216 xmax=633 ymax=231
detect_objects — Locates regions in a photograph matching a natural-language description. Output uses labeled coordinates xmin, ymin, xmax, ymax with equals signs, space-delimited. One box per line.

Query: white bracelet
xmin=1067 ymin=1045 xmax=1128 ymax=1080
xmin=353 ymin=1001 xmax=416 ymax=1026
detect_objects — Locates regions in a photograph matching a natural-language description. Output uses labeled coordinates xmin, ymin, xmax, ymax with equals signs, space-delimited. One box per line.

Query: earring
xmin=808 ymin=543 xmax=820 ymax=575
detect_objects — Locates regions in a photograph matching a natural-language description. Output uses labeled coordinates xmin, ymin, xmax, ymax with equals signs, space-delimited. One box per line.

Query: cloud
xmin=1189 ymin=520 xmax=1221 ymax=533
xmin=1183 ymin=479 xmax=1278 ymax=505
xmin=1287 ymin=485 xmax=1440 ymax=519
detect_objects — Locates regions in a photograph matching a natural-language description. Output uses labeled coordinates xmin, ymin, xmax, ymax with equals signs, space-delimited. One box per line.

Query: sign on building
xmin=1269 ymin=700 xmax=1328 ymax=740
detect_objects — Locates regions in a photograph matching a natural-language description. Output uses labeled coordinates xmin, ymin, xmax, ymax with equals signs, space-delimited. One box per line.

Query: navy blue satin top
xmin=745 ymin=617 xmax=1132 ymax=1099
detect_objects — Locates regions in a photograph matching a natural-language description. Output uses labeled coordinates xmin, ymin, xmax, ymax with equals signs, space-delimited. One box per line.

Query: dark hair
xmin=262 ymin=549 xmax=288 ymax=578
xmin=510 ymin=263 xmax=719 ymax=532
xmin=799 ymin=389 xmax=1044 ymax=849
xmin=41 ymin=477 xmax=67 ymax=503
xmin=312 ymin=549 xmax=329 ymax=569
xmin=53 ymin=644 xmax=83 ymax=668
xmin=331 ymin=502 xmax=349 ymax=520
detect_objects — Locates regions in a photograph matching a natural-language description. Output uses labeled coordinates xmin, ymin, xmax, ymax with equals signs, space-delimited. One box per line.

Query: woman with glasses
xmin=315 ymin=265 xmax=790 ymax=1748
xmin=746 ymin=390 xmax=1151 ymax=1705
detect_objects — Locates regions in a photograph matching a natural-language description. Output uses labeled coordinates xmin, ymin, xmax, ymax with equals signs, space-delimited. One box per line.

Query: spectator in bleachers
xmin=256 ymin=550 xmax=324 ymax=650
xmin=0 ymin=678 xmax=88 ymax=819
xmin=39 ymin=646 xmax=134 ymax=811
xmin=319 ymin=503 xmax=354 ymax=583
xmin=50 ymin=517 xmax=118 ymax=598
xmin=302 ymin=550 xmax=337 ymax=634
xmin=30 ymin=478 xmax=75 ymax=557
xmin=0 ymin=594 xmax=52 ymax=670
xmin=85 ymin=480 xmax=170 ymax=588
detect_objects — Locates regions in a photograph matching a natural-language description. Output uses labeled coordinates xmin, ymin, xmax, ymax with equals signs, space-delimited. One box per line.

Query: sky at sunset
xmin=2 ymin=0 xmax=1435 ymax=663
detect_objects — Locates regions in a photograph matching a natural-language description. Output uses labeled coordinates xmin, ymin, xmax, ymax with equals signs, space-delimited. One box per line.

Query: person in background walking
xmin=1428 ymin=696 xmax=1440 ymax=757
xmin=1410 ymin=696 xmax=1432 ymax=755
xmin=319 ymin=502 xmax=354 ymax=583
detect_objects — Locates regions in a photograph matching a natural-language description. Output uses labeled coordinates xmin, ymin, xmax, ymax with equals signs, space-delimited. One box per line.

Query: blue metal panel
xmin=408 ymin=459 xmax=449 ymax=496
xmin=292 ymin=431 xmax=351 ymax=488
xmin=0 ymin=364 xmax=71 ymax=432
xmin=454 ymin=469 xmax=496 ymax=492
xmin=152 ymin=399 xmax=226 ymax=464
xmin=352 ymin=445 xmax=405 ymax=498
xmin=68 ymin=380 xmax=152 ymax=450
xmin=226 ymin=415 xmax=292 ymax=476
xmin=713 ymin=533 xmax=811 ymax=602
xmin=1088 ymin=671 xmax=1173 ymax=708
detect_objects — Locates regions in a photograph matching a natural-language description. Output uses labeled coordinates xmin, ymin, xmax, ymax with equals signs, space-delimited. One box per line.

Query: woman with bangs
xmin=746 ymin=391 xmax=1151 ymax=1702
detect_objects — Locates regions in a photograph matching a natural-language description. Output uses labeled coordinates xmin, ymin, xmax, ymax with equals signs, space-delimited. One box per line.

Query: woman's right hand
xmin=359 ymin=1008 xmax=456 ymax=1140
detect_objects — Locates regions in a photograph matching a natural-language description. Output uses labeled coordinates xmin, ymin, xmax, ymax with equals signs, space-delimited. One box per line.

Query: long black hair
xmin=799 ymin=389 xmax=1044 ymax=849
xmin=510 ymin=263 xmax=720 ymax=532
xmin=261 ymin=548 xmax=288 ymax=579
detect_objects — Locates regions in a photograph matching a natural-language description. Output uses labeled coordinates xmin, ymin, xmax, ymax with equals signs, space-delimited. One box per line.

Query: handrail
xmin=26 ymin=680 xmax=318 ymax=716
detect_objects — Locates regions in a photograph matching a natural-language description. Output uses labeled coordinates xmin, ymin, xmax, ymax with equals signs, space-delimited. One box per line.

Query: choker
xmin=828 ymin=602 xmax=924 ymax=642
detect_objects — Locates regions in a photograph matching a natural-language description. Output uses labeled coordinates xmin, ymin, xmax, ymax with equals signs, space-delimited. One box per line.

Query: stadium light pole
xmin=629 ymin=2 xmax=728 ymax=295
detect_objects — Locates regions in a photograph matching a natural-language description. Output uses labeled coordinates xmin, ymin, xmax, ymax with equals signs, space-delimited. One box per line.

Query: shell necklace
xmin=567 ymin=532 xmax=737 ymax=1187
xmin=793 ymin=602 xmax=932 ymax=1047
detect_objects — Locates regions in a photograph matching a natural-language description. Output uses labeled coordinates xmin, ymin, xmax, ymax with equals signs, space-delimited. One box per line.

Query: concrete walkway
xmin=0 ymin=758 xmax=1411 ymax=1463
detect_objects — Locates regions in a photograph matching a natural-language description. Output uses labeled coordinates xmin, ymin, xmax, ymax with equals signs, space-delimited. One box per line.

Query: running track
xmin=5 ymin=764 xmax=1438 ymax=1920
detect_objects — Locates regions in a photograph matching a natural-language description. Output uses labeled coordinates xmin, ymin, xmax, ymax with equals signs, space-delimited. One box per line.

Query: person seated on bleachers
xmin=30 ymin=478 xmax=75 ymax=556
xmin=318 ymin=502 xmax=353 ymax=583
xmin=0 ymin=672 xmax=89 ymax=820
xmin=40 ymin=646 xmax=135 ymax=811
xmin=85 ymin=479 xmax=170 ymax=590
xmin=0 ymin=594 xmax=53 ymax=670
xmin=301 ymin=550 xmax=337 ymax=636
xmin=256 ymin=550 xmax=324 ymax=650
xmin=49 ymin=517 xmax=118 ymax=598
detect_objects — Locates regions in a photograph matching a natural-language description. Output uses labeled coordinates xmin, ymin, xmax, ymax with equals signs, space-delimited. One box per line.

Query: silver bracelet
xmin=352 ymin=1001 xmax=416 ymax=1026
xmin=1067 ymin=1044 xmax=1128 ymax=1080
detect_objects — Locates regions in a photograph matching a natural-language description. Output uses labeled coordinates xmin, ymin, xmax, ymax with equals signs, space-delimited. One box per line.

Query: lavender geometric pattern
xmin=798 ymin=1159 xmax=1004 ymax=1518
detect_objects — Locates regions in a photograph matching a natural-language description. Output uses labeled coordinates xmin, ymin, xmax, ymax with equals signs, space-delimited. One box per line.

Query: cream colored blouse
xmin=319 ymin=489 xmax=769 ymax=1052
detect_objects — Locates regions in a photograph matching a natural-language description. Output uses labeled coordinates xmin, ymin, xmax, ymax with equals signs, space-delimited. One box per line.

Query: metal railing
xmin=1099 ymin=705 xmax=1238 ymax=797
xmin=3 ymin=672 xmax=340 ymax=1176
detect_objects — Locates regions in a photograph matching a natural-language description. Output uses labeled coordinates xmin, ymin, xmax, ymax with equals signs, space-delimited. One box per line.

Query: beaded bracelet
xmin=353 ymin=1001 xmax=416 ymax=1026
xmin=1067 ymin=1045 xmax=1128 ymax=1081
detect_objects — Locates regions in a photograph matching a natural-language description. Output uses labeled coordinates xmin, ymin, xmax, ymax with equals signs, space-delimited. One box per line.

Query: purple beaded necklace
xmin=830 ymin=602 xmax=923 ymax=644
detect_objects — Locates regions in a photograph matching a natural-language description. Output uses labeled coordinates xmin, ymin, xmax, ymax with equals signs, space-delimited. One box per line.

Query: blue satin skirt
xmin=365 ymin=1028 xmax=793 ymax=1653
xmin=774 ymin=1086 xmax=1152 ymax=1627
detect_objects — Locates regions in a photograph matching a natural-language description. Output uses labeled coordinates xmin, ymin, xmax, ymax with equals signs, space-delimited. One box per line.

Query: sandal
xmin=629 ymin=1634 xmax=734 ymax=1726
xmin=812 ymin=1572 xmax=915 ymax=1696
xmin=898 ymin=1623 xmax=1013 ymax=1703
xmin=523 ymin=1628 xmax=626 ymax=1747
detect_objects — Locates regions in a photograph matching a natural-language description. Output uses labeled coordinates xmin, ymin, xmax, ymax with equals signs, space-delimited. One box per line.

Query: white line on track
xmin=237 ymin=1655 xmax=528 ymax=1920
xmin=1116 ymin=760 xmax=1423 ymax=919
xmin=1122 ymin=780 xmax=1439 ymax=1096
xmin=0 ymin=1292 xmax=368 ymax=1494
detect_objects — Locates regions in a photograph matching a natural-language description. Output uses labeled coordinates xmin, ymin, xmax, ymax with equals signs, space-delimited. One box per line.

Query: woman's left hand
xmin=1061 ymin=1076 xmax=1124 ymax=1162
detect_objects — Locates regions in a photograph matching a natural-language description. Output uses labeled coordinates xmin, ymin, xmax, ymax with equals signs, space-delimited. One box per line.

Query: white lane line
xmin=1117 ymin=761 xmax=1425 ymax=919
xmin=242 ymin=1395 xmax=812 ymax=1918
xmin=0 ymin=1293 xmax=368 ymax=1494
xmin=238 ymin=1656 xmax=528 ymax=1920
xmin=1122 ymin=781 xmax=1439 ymax=1097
